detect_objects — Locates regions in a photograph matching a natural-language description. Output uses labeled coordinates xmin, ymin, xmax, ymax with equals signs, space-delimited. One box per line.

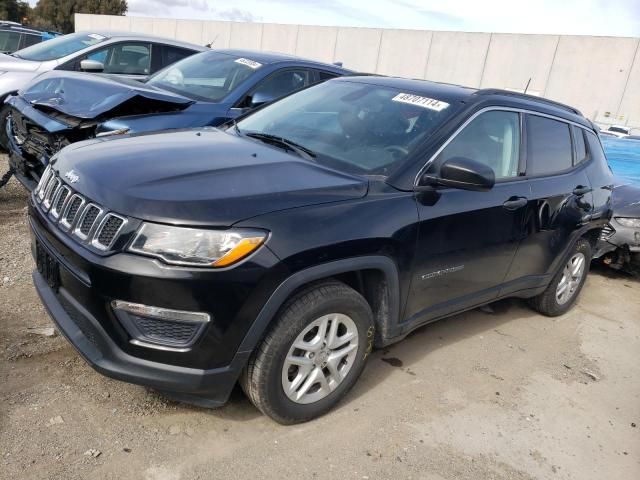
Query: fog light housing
xmin=111 ymin=300 xmax=210 ymax=352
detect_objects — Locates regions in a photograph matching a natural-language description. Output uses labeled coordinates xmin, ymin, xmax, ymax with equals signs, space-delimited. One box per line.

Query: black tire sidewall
xmin=261 ymin=289 xmax=374 ymax=422
xmin=0 ymin=104 xmax=10 ymax=152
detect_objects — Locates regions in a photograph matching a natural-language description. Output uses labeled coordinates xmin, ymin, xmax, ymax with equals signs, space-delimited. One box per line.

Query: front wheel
xmin=241 ymin=281 xmax=374 ymax=424
xmin=529 ymin=238 xmax=592 ymax=316
xmin=0 ymin=104 xmax=11 ymax=152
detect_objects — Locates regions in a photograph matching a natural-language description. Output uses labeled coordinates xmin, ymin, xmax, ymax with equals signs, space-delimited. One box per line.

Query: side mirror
xmin=80 ymin=59 xmax=104 ymax=73
xmin=250 ymin=91 xmax=274 ymax=108
xmin=417 ymin=157 xmax=495 ymax=192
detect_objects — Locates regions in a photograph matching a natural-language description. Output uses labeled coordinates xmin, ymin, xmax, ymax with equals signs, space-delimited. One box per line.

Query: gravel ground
xmin=0 ymin=155 xmax=639 ymax=480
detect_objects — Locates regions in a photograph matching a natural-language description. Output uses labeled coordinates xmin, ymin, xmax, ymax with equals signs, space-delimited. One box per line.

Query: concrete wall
xmin=75 ymin=14 xmax=640 ymax=131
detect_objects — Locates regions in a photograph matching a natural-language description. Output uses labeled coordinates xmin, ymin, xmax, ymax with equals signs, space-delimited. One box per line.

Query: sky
xmin=119 ymin=0 xmax=640 ymax=37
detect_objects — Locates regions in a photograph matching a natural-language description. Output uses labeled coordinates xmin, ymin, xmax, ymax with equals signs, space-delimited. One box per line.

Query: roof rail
xmin=474 ymin=88 xmax=582 ymax=116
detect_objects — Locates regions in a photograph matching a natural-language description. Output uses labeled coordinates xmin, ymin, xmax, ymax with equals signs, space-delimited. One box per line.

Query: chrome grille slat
xmin=34 ymin=170 xmax=127 ymax=252
xmin=60 ymin=194 xmax=85 ymax=230
xmin=42 ymin=178 xmax=60 ymax=211
xmin=73 ymin=203 xmax=103 ymax=241
xmin=35 ymin=166 xmax=52 ymax=200
xmin=50 ymin=186 xmax=70 ymax=219
xmin=92 ymin=214 xmax=127 ymax=251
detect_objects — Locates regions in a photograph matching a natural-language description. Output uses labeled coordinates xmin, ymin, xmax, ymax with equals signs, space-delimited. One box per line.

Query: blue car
xmin=4 ymin=49 xmax=350 ymax=190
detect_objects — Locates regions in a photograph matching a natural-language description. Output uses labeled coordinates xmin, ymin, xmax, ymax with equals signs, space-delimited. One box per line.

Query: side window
xmin=251 ymin=69 xmax=311 ymax=104
xmin=22 ymin=33 xmax=41 ymax=48
xmin=317 ymin=70 xmax=339 ymax=81
xmin=161 ymin=45 xmax=193 ymax=67
xmin=436 ymin=110 xmax=521 ymax=179
xmin=584 ymin=131 xmax=607 ymax=165
xmin=573 ymin=126 xmax=588 ymax=165
xmin=526 ymin=115 xmax=573 ymax=176
xmin=86 ymin=42 xmax=151 ymax=75
xmin=0 ymin=31 xmax=22 ymax=53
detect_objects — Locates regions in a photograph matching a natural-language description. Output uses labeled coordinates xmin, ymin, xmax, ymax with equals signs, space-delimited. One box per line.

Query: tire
xmin=529 ymin=238 xmax=592 ymax=316
xmin=240 ymin=281 xmax=375 ymax=424
xmin=0 ymin=103 xmax=11 ymax=152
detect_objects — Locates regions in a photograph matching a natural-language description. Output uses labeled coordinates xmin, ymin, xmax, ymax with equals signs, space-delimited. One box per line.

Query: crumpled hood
xmin=51 ymin=129 xmax=368 ymax=226
xmin=0 ymin=53 xmax=41 ymax=72
xmin=612 ymin=183 xmax=640 ymax=218
xmin=18 ymin=70 xmax=194 ymax=120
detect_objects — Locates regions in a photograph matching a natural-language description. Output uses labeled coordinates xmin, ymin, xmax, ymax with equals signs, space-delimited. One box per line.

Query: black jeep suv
xmin=29 ymin=76 xmax=613 ymax=423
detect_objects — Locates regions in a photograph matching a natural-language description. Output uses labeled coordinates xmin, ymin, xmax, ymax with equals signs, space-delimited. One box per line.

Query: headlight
xmin=128 ymin=223 xmax=267 ymax=267
xmin=615 ymin=217 xmax=640 ymax=228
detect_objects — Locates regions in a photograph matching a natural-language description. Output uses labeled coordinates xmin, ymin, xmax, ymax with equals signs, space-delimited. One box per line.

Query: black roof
xmin=335 ymin=75 xmax=590 ymax=127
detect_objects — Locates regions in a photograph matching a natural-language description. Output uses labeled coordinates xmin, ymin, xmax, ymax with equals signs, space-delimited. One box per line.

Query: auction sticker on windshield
xmin=235 ymin=58 xmax=262 ymax=69
xmin=87 ymin=33 xmax=106 ymax=41
xmin=392 ymin=93 xmax=449 ymax=112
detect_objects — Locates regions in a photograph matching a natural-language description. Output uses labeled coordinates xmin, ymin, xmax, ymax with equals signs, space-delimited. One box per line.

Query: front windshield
xmin=237 ymin=80 xmax=459 ymax=176
xmin=147 ymin=51 xmax=262 ymax=102
xmin=14 ymin=32 xmax=107 ymax=61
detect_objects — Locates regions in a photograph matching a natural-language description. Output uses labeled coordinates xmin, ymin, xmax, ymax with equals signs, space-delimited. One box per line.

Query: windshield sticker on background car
xmin=87 ymin=33 xmax=106 ymax=41
xmin=235 ymin=58 xmax=262 ymax=69
xmin=392 ymin=93 xmax=450 ymax=112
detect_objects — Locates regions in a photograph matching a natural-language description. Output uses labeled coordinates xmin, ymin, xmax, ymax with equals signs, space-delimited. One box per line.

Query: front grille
xmin=601 ymin=224 xmax=615 ymax=240
xmin=59 ymin=295 xmax=99 ymax=348
xmin=11 ymin=108 xmax=56 ymax=160
xmin=76 ymin=204 xmax=101 ymax=238
xmin=94 ymin=215 xmax=125 ymax=250
xmin=51 ymin=186 xmax=70 ymax=219
xmin=34 ymin=166 xmax=128 ymax=252
xmin=62 ymin=195 xmax=84 ymax=229
xmin=134 ymin=317 xmax=200 ymax=345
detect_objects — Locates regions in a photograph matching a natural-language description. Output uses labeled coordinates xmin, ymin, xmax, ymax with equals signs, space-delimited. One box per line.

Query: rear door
xmin=502 ymin=114 xmax=593 ymax=289
xmin=406 ymin=109 xmax=531 ymax=323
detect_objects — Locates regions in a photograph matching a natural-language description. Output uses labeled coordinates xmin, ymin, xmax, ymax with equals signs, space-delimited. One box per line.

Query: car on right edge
xmin=28 ymin=76 xmax=614 ymax=424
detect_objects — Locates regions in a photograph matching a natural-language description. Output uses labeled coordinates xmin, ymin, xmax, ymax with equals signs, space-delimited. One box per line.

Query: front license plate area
xmin=36 ymin=239 xmax=60 ymax=291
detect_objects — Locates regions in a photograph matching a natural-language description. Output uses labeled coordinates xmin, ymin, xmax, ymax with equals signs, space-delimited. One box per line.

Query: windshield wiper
xmin=245 ymin=132 xmax=316 ymax=161
xmin=231 ymin=118 xmax=242 ymax=136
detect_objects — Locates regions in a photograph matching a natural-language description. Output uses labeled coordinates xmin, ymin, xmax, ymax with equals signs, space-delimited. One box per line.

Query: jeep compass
xmin=29 ymin=76 xmax=614 ymax=423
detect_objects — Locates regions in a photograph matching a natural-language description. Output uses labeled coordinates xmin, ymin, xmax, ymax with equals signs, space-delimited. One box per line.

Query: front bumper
xmin=33 ymin=269 xmax=246 ymax=406
xmin=28 ymin=194 xmax=287 ymax=406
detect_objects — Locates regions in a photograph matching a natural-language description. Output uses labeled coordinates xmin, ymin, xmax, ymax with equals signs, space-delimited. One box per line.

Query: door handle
xmin=573 ymin=185 xmax=592 ymax=196
xmin=503 ymin=197 xmax=528 ymax=211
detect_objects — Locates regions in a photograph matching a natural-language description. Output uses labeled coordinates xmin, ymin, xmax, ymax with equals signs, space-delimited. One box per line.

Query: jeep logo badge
xmin=64 ymin=170 xmax=79 ymax=184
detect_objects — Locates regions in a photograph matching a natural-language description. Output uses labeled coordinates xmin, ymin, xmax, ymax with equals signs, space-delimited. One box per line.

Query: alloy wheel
xmin=281 ymin=313 xmax=359 ymax=404
xmin=555 ymin=252 xmax=586 ymax=305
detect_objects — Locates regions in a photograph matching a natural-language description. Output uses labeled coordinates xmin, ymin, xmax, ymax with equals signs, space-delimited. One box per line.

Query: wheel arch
xmin=236 ymin=256 xmax=401 ymax=357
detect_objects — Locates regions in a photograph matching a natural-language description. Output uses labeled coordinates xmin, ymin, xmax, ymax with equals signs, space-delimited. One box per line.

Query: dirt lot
xmin=0 ymin=155 xmax=639 ymax=480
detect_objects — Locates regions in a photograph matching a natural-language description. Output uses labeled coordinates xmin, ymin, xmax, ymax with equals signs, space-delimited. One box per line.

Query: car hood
xmin=0 ymin=53 xmax=41 ymax=72
xmin=612 ymin=183 xmax=640 ymax=218
xmin=18 ymin=70 xmax=194 ymax=120
xmin=51 ymin=129 xmax=368 ymax=226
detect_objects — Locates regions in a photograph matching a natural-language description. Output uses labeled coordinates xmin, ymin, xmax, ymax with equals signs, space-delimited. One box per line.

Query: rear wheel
xmin=241 ymin=281 xmax=374 ymax=424
xmin=529 ymin=238 xmax=591 ymax=316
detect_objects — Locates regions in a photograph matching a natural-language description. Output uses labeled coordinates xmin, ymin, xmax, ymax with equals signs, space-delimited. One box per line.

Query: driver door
xmin=405 ymin=109 xmax=532 ymax=323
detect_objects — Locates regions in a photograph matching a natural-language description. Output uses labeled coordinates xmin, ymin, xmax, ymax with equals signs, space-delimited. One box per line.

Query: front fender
xmin=235 ymin=256 xmax=401 ymax=358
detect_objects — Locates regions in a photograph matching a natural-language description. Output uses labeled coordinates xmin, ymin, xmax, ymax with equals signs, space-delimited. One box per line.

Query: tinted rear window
xmin=526 ymin=115 xmax=573 ymax=176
